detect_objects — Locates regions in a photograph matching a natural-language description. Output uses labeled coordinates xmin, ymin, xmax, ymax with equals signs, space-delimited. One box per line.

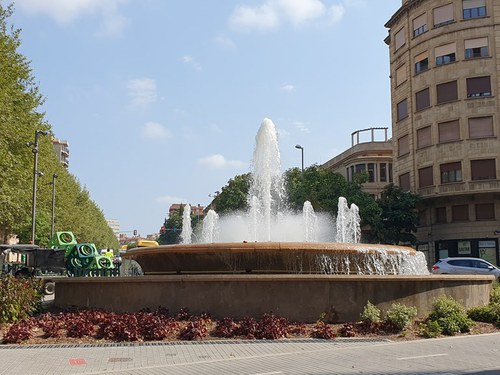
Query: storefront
xmin=435 ymin=238 xmax=499 ymax=266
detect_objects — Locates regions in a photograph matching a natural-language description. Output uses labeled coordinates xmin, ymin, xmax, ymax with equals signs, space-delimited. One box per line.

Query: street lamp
xmin=51 ymin=173 xmax=58 ymax=238
xmin=28 ymin=130 xmax=49 ymax=244
xmin=295 ymin=144 xmax=304 ymax=173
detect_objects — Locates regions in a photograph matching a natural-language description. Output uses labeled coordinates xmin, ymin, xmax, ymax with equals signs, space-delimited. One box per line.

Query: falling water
xmin=201 ymin=209 xmax=220 ymax=243
xmin=303 ymin=201 xmax=317 ymax=242
xmin=335 ymin=197 xmax=360 ymax=244
xmin=180 ymin=204 xmax=192 ymax=244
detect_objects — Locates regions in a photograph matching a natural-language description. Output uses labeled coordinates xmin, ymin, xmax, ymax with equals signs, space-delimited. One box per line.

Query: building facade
xmin=52 ymin=137 xmax=70 ymax=169
xmin=385 ymin=0 xmax=500 ymax=266
xmin=322 ymin=127 xmax=393 ymax=199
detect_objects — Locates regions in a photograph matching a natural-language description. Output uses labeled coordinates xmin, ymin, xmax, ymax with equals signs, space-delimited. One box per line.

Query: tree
xmin=369 ymin=184 xmax=421 ymax=245
xmin=158 ymin=210 xmax=183 ymax=245
xmin=208 ymin=173 xmax=251 ymax=215
xmin=0 ymin=4 xmax=118 ymax=248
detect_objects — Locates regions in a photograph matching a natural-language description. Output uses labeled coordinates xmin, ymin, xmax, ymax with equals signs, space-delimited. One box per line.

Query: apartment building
xmin=385 ymin=0 xmax=500 ymax=265
xmin=322 ymin=127 xmax=393 ymax=199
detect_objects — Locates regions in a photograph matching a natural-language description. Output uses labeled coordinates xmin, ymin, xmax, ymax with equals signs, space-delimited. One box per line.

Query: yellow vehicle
xmin=137 ymin=240 xmax=159 ymax=247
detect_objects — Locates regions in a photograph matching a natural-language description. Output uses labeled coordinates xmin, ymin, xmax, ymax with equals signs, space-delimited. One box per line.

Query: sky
xmin=8 ymin=0 xmax=402 ymax=237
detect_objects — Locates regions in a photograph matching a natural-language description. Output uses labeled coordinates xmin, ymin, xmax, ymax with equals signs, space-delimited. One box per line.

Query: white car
xmin=432 ymin=257 xmax=500 ymax=279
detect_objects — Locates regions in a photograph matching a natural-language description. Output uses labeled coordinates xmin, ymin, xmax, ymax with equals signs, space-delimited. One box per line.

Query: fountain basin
xmin=54 ymin=274 xmax=494 ymax=323
xmin=122 ymin=242 xmax=429 ymax=275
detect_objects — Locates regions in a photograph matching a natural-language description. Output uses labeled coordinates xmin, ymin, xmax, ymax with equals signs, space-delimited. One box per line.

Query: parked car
xmin=432 ymin=257 xmax=500 ymax=280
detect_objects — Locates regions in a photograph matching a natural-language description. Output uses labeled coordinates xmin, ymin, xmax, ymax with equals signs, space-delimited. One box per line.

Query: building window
xmin=397 ymin=99 xmax=408 ymax=121
xmin=476 ymin=203 xmax=495 ymax=220
xmin=465 ymin=37 xmax=488 ymax=59
xmin=380 ymin=163 xmax=387 ymax=182
xmin=438 ymin=120 xmax=460 ymax=143
xmin=417 ymin=126 xmax=432 ymax=149
xmin=395 ymin=28 xmax=405 ymax=51
xmin=466 ymin=76 xmax=491 ymax=98
xmin=399 ymin=172 xmax=410 ymax=191
xmin=436 ymin=80 xmax=458 ymax=104
xmin=414 ymin=52 xmax=429 ymax=74
xmin=415 ymin=88 xmax=430 ymax=111
xmin=435 ymin=43 xmax=456 ymax=66
xmin=398 ymin=134 xmax=409 ymax=157
xmin=471 ymin=159 xmax=496 ymax=180
xmin=452 ymin=205 xmax=469 ymax=222
xmin=433 ymin=3 xmax=454 ymax=27
xmin=440 ymin=162 xmax=462 ymax=183
xmin=355 ymin=163 xmax=366 ymax=175
xmin=435 ymin=207 xmax=447 ymax=223
xmin=463 ymin=0 xmax=486 ymax=19
xmin=396 ymin=65 xmax=407 ymax=86
xmin=468 ymin=116 xmax=494 ymax=139
xmin=413 ymin=13 xmax=428 ymax=37
xmin=418 ymin=166 xmax=433 ymax=188
xmin=367 ymin=163 xmax=376 ymax=183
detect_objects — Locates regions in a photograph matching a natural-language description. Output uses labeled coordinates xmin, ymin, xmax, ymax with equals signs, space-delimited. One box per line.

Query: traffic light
xmin=133 ymin=229 xmax=137 ymax=236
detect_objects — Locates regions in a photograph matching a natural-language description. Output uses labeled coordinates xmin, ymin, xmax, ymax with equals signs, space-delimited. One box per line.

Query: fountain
xmin=54 ymin=119 xmax=494 ymax=323
xmin=123 ymin=118 xmax=428 ymax=276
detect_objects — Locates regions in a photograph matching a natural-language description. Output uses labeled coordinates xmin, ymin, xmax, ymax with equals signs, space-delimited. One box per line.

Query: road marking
xmin=397 ymin=353 xmax=448 ymax=360
xmin=250 ymin=372 xmax=283 ymax=375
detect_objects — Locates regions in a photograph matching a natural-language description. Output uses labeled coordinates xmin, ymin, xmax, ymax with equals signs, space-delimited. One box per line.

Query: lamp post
xmin=28 ymin=130 xmax=48 ymax=244
xmin=51 ymin=173 xmax=58 ymax=238
xmin=295 ymin=144 xmax=304 ymax=173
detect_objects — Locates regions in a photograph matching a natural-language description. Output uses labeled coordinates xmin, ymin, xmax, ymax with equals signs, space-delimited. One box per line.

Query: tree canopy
xmin=0 ymin=4 xmax=117 ymax=248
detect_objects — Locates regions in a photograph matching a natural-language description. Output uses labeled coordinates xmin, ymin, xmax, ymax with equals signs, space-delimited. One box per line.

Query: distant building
xmin=322 ymin=128 xmax=393 ymax=199
xmin=52 ymin=138 xmax=70 ymax=169
xmin=106 ymin=219 xmax=120 ymax=240
xmin=169 ymin=203 xmax=205 ymax=220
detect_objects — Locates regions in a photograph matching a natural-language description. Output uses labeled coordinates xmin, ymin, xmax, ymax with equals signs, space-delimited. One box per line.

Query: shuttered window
xmin=476 ymin=203 xmax=495 ymax=220
xmin=469 ymin=116 xmax=493 ymax=138
xmin=466 ymin=76 xmax=491 ymax=98
xmin=440 ymin=162 xmax=462 ymax=183
xmin=452 ymin=205 xmax=469 ymax=221
xmin=435 ymin=42 xmax=456 ymax=65
xmin=397 ymin=99 xmax=408 ymax=121
xmin=395 ymin=28 xmax=405 ymax=51
xmin=399 ymin=172 xmax=411 ymax=191
xmin=471 ymin=159 xmax=496 ymax=180
xmin=415 ymin=51 xmax=429 ymax=74
xmin=438 ymin=120 xmax=460 ymax=143
xmin=465 ymin=37 xmax=488 ymax=59
xmin=437 ymin=80 xmax=458 ymax=104
xmin=435 ymin=207 xmax=447 ymax=223
xmin=396 ymin=65 xmax=407 ymax=86
xmin=418 ymin=166 xmax=434 ymax=187
xmin=415 ymin=88 xmax=430 ymax=111
xmin=434 ymin=3 xmax=454 ymax=27
xmin=398 ymin=134 xmax=409 ymax=156
xmin=413 ymin=13 xmax=428 ymax=37
xmin=417 ymin=126 xmax=432 ymax=148
xmin=463 ymin=0 xmax=486 ymax=19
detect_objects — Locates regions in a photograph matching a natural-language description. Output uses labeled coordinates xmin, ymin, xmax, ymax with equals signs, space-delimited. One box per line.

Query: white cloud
xmin=198 ymin=154 xmax=246 ymax=169
xmin=15 ymin=0 xmax=128 ymax=33
xmin=142 ymin=122 xmax=171 ymax=141
xmin=182 ymin=55 xmax=202 ymax=72
xmin=127 ymin=78 xmax=158 ymax=108
xmin=294 ymin=122 xmax=311 ymax=133
xmin=328 ymin=4 xmax=345 ymax=23
xmin=214 ymin=34 xmax=236 ymax=49
xmin=281 ymin=84 xmax=295 ymax=92
xmin=94 ymin=12 xmax=127 ymax=36
xmin=229 ymin=0 xmax=347 ymax=31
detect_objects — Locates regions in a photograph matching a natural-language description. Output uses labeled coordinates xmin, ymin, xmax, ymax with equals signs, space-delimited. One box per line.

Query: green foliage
xmin=369 ymin=184 xmax=421 ymax=245
xmin=0 ymin=275 xmax=43 ymax=323
xmin=418 ymin=320 xmax=442 ymax=338
xmin=490 ymin=282 xmax=500 ymax=304
xmin=467 ymin=284 xmax=500 ymax=327
xmin=158 ymin=210 xmax=183 ymax=245
xmin=0 ymin=4 xmax=117 ymax=248
xmin=428 ymin=295 xmax=473 ymax=335
xmin=360 ymin=301 xmax=381 ymax=324
xmin=210 ymin=174 xmax=251 ymax=215
xmin=384 ymin=303 xmax=417 ymax=331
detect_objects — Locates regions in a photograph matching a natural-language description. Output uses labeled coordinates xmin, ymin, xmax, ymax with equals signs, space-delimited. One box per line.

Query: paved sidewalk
xmin=0 ymin=334 xmax=499 ymax=375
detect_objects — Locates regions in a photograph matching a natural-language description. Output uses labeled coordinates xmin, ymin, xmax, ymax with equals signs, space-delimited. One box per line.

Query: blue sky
xmin=9 ymin=0 xmax=401 ymax=237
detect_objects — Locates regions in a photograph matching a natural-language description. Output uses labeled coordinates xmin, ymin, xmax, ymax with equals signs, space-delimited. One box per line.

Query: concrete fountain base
xmin=54 ymin=274 xmax=494 ymax=323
